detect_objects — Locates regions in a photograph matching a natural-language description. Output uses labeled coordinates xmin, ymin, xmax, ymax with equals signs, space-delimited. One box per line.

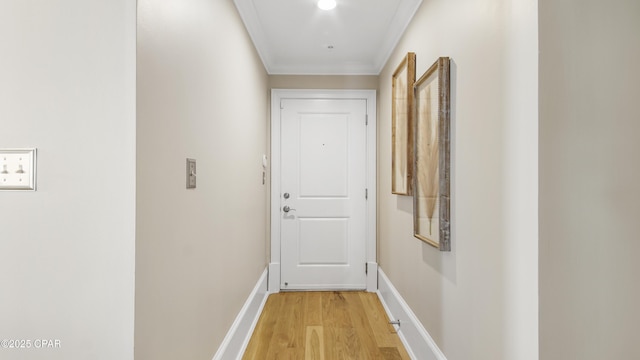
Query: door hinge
xmin=366 ymin=263 xmax=368 ymax=275
xmin=365 ymin=188 xmax=368 ymax=200
xmin=365 ymin=114 xmax=368 ymax=126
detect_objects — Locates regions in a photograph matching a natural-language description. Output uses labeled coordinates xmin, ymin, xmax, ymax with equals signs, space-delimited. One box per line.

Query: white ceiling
xmin=233 ymin=0 xmax=423 ymax=75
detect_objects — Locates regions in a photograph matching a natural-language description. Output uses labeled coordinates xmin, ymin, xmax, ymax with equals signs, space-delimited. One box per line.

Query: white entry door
xmin=279 ymin=98 xmax=368 ymax=290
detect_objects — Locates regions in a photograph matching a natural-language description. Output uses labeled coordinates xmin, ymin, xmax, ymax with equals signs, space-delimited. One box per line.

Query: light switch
xmin=186 ymin=158 xmax=196 ymax=189
xmin=0 ymin=149 xmax=37 ymax=191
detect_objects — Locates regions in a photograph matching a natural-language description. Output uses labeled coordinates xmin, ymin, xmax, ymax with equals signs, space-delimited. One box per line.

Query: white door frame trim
xmin=269 ymin=89 xmax=377 ymax=293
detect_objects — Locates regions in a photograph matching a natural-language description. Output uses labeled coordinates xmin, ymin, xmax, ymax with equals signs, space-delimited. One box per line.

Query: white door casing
xmin=269 ymin=89 xmax=377 ymax=292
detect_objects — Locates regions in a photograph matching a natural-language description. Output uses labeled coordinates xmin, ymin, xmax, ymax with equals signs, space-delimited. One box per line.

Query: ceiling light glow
xmin=317 ymin=0 xmax=336 ymax=11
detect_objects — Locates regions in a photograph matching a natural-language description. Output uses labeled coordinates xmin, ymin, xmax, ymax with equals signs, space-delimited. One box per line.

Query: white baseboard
xmin=377 ymin=268 xmax=447 ymax=360
xmin=212 ymin=268 xmax=269 ymax=360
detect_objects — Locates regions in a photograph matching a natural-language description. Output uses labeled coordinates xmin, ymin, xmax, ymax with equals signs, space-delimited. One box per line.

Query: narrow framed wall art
xmin=413 ymin=57 xmax=451 ymax=251
xmin=391 ymin=52 xmax=416 ymax=195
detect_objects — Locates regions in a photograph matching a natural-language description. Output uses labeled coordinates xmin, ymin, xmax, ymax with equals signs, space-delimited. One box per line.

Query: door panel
xmin=280 ymin=98 xmax=367 ymax=290
xmin=299 ymin=114 xmax=349 ymax=197
xmin=298 ymin=218 xmax=348 ymax=264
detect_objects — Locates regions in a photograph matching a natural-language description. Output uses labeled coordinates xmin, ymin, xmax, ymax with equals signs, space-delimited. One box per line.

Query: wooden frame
xmin=413 ymin=57 xmax=451 ymax=251
xmin=391 ymin=52 xmax=416 ymax=195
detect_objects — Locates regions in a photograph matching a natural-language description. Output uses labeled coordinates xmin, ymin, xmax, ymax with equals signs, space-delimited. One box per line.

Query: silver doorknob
xmin=283 ymin=205 xmax=296 ymax=213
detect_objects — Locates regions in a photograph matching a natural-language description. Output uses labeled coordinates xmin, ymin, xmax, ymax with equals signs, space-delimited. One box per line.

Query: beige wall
xmin=539 ymin=0 xmax=640 ymax=359
xmin=378 ymin=0 xmax=538 ymax=359
xmin=0 ymin=1 xmax=136 ymax=359
xmin=135 ymin=1 xmax=268 ymax=359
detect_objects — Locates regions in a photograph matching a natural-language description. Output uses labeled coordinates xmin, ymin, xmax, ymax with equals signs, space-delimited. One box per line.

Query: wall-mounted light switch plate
xmin=0 ymin=149 xmax=37 ymax=191
xmin=186 ymin=158 xmax=196 ymax=189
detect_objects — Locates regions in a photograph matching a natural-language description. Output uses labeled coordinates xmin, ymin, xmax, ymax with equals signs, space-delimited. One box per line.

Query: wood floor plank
xmin=380 ymin=347 xmax=404 ymax=360
xmin=321 ymin=291 xmax=353 ymax=328
xmin=242 ymin=293 xmax=284 ymax=360
xmin=266 ymin=347 xmax=304 ymax=360
xmin=359 ymin=292 xmax=399 ymax=348
xmin=322 ymin=292 xmax=355 ymax=359
xmin=304 ymin=291 xmax=323 ymax=326
xmin=342 ymin=292 xmax=385 ymax=359
xmin=359 ymin=293 xmax=412 ymax=359
xmin=265 ymin=292 xmax=306 ymax=359
xmin=324 ymin=326 xmax=361 ymax=360
xmin=305 ymin=326 xmax=325 ymax=360
xmin=286 ymin=292 xmax=305 ymax=349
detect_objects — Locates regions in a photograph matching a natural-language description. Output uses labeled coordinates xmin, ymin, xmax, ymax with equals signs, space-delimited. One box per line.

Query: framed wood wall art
xmin=391 ymin=52 xmax=416 ymax=195
xmin=413 ymin=57 xmax=451 ymax=251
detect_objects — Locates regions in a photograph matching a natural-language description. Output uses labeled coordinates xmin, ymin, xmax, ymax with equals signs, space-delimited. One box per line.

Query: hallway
xmin=243 ymin=292 xmax=410 ymax=359
xmin=3 ymin=0 xmax=639 ymax=359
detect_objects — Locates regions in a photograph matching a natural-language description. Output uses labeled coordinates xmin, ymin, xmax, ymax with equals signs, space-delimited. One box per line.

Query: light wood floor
xmin=242 ymin=291 xmax=411 ymax=360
